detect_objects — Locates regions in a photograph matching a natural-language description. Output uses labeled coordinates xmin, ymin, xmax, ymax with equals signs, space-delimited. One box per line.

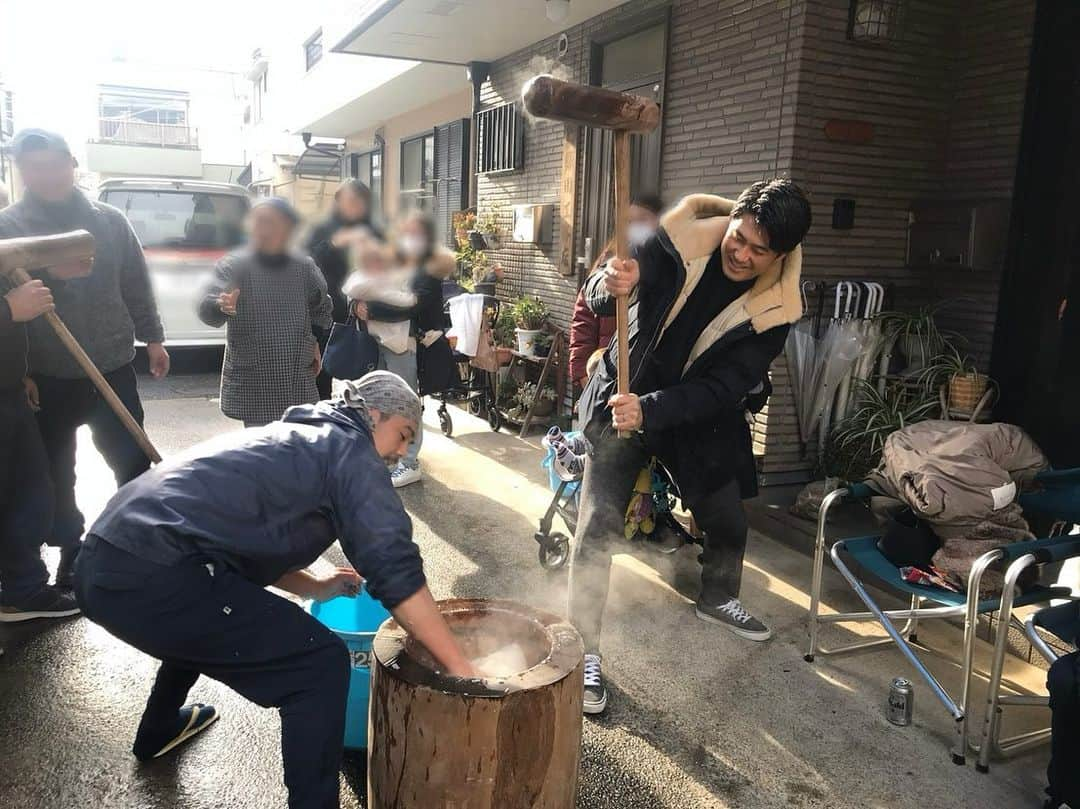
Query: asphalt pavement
xmin=0 ymin=351 xmax=1054 ymax=808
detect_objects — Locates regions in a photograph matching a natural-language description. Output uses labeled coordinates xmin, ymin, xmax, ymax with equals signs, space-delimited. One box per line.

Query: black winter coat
xmin=579 ymin=194 xmax=804 ymax=503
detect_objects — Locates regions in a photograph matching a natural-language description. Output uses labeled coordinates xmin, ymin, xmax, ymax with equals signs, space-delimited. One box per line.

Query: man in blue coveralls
xmin=75 ymin=371 xmax=473 ymax=809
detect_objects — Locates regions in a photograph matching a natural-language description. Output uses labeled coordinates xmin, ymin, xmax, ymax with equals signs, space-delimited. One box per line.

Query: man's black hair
xmin=730 ymin=179 xmax=811 ymax=254
xmin=630 ymin=192 xmax=664 ymax=215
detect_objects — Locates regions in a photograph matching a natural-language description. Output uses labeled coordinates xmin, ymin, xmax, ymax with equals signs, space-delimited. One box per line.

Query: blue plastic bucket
xmin=309 ymin=591 xmax=391 ymax=750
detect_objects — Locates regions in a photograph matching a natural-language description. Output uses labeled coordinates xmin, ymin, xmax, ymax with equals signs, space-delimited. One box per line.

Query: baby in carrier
xmin=341 ymin=237 xmax=416 ymax=353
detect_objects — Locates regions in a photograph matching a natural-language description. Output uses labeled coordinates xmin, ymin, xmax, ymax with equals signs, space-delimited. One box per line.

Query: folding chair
xmin=970 ymin=468 xmax=1080 ymax=772
xmin=806 ymin=483 xmax=1071 ymax=765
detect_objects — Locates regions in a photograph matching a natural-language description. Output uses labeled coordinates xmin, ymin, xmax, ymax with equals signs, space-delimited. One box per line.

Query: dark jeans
xmin=34 ymin=363 xmax=150 ymax=549
xmin=75 ymin=537 xmax=350 ymax=809
xmin=568 ymin=416 xmax=749 ymax=653
xmin=1047 ymin=651 xmax=1080 ymax=808
xmin=0 ymin=390 xmax=52 ymax=604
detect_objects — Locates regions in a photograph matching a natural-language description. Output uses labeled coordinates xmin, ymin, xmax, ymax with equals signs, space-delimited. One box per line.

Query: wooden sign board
xmin=558 ymin=125 xmax=578 ymax=276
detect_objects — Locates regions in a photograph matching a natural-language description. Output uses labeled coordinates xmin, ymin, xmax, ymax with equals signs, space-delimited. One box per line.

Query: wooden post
xmin=558 ymin=126 xmax=578 ymax=277
xmin=368 ymin=599 xmax=584 ymax=809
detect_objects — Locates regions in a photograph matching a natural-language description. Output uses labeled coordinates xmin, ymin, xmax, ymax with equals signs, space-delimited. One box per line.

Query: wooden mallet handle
xmin=11 ymin=267 xmax=162 ymax=464
xmin=613 ymin=131 xmax=632 ymax=439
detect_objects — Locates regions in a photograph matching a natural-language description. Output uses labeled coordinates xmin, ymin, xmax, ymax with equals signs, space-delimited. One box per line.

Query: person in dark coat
xmin=0 ymin=275 xmax=80 ymax=623
xmin=74 ymin=372 xmax=474 ymax=809
xmin=569 ymin=194 xmax=664 ymax=390
xmin=307 ymin=179 xmax=383 ymax=398
xmin=362 ymin=210 xmax=455 ymax=488
xmin=570 ymin=180 xmax=811 ymax=715
xmin=199 ymin=198 xmax=332 ymax=428
xmin=0 ymin=128 xmax=169 ymax=589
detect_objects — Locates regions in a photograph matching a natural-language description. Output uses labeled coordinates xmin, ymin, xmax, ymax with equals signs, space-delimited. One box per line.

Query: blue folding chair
xmin=970 ymin=469 xmax=1080 ymax=772
xmin=807 ymin=482 xmax=1072 ymax=765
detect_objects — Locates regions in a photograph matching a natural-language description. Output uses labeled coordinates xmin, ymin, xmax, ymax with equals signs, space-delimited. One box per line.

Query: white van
xmin=98 ymin=178 xmax=251 ymax=346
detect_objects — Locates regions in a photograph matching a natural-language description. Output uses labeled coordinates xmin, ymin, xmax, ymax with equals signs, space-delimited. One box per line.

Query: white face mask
xmin=398 ymin=234 xmax=428 ymax=260
xmin=627 ymin=222 xmax=656 ymax=248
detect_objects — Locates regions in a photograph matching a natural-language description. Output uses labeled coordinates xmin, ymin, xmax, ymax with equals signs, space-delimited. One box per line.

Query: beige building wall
xmin=346 ymin=87 xmax=472 ymax=219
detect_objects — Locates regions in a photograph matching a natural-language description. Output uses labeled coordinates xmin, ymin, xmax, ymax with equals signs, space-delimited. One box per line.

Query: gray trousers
xmin=568 ymin=416 xmax=748 ymax=653
xmin=379 ymin=344 xmax=422 ymax=468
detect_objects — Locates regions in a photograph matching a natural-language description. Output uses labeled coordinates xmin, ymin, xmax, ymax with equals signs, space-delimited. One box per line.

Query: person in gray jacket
xmin=0 ymin=129 xmax=169 ymax=588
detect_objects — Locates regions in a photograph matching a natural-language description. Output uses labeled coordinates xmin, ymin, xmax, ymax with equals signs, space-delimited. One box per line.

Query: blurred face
xmin=627 ymin=204 xmax=660 ymax=247
xmin=720 ymin=214 xmax=781 ymax=283
xmin=249 ymin=206 xmax=295 ymax=254
xmin=336 ymin=188 xmax=368 ymax=222
xmin=369 ymin=410 xmax=417 ymax=465
xmin=628 ymin=204 xmax=660 ymax=230
xmin=397 ymin=217 xmax=429 ymax=261
xmin=17 ymin=150 xmax=76 ymax=203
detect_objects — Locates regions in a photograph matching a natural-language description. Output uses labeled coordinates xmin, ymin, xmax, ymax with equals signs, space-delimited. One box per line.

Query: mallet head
xmin=522 ymin=75 xmax=661 ymax=133
xmin=0 ymin=230 xmax=95 ymax=280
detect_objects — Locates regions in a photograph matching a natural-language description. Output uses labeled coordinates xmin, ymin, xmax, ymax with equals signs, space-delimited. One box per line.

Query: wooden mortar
xmin=368 ymin=598 xmax=584 ymax=808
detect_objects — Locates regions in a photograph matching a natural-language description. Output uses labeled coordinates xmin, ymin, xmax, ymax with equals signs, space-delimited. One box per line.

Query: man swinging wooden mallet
xmin=0 ymin=230 xmax=162 ymax=464
xmin=523 ymin=75 xmax=661 ymax=433
xmin=527 ymin=74 xmax=812 ymax=716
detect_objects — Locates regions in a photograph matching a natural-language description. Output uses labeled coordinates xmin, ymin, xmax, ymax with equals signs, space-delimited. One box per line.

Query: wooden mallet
xmin=523 ymin=75 xmax=661 ymax=436
xmin=0 ymin=230 xmax=162 ymax=463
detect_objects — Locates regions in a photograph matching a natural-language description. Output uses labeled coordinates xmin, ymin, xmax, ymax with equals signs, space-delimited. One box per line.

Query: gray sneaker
xmin=582 ymin=654 xmax=607 ymax=715
xmin=695 ymin=597 xmax=772 ymax=641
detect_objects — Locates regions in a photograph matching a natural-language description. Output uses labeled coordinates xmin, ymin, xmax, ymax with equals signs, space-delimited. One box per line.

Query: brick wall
xmin=771 ymin=0 xmax=1035 ymax=476
xmin=477 ymin=0 xmax=1035 ymax=479
xmin=926 ymin=0 xmax=1036 ymax=366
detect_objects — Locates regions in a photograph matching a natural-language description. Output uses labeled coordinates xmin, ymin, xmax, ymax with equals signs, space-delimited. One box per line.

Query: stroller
xmin=534 ymin=434 xmax=700 ymax=570
xmin=422 ymin=294 xmax=502 ymax=437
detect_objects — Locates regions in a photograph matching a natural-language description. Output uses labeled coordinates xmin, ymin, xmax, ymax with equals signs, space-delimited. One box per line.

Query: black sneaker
xmin=55 ymin=544 xmax=81 ymax=590
xmin=133 ymin=704 xmax=220 ymax=761
xmin=0 ymin=587 xmax=81 ymax=623
xmin=695 ymin=597 xmax=772 ymax=641
xmin=582 ymin=654 xmax=607 ymax=715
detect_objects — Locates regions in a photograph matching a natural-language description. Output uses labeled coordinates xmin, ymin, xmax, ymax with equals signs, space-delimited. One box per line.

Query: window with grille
xmin=475 ymin=102 xmax=523 ymax=175
xmin=305 ymin=30 xmax=324 ymax=71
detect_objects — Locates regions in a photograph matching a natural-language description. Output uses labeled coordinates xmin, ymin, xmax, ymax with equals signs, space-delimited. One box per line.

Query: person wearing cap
xmin=0 ymin=128 xmax=169 ymax=589
xmin=198 ymin=197 xmax=332 ymax=428
xmin=74 ymin=371 xmax=474 ymax=809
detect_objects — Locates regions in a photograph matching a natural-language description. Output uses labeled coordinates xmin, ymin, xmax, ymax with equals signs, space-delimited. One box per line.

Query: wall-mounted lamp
xmin=546 ymin=0 xmax=570 ymax=24
xmin=848 ymin=0 xmax=902 ymax=43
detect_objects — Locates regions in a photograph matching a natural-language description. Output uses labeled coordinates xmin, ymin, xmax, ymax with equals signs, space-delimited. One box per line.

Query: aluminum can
xmin=888 ymin=677 xmax=914 ymax=726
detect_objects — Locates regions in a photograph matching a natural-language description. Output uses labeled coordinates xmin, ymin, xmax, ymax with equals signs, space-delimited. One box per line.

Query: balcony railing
xmin=97 ymin=118 xmax=198 ymax=149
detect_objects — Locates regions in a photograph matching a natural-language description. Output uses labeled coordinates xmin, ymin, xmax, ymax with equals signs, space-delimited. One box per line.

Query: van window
xmin=102 ymin=190 xmax=249 ymax=249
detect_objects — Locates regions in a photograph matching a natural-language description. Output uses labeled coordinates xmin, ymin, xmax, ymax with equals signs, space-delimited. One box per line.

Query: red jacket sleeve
xmin=569 ymin=289 xmax=600 ymax=384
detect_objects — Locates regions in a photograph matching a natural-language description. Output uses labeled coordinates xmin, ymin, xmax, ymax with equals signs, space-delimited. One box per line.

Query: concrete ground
xmin=0 ymin=352 xmax=1054 ymax=808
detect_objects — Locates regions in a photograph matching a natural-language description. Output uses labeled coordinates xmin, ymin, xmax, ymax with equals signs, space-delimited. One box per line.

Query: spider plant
xmin=876 ymin=302 xmax=955 ymax=373
xmin=828 ymin=380 xmax=941 ymax=480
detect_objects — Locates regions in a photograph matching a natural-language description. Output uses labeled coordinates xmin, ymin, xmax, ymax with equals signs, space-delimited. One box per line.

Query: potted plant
xmin=493 ymin=308 xmax=517 ymax=366
xmin=534 ymin=331 xmax=553 ymax=359
xmin=512 ymin=295 xmax=548 ymax=356
xmin=469 ymin=204 xmax=503 ymax=251
xmin=512 ymin=382 xmax=557 ymax=419
xmin=920 ymin=345 xmax=994 ymax=418
xmin=826 ymin=380 xmax=941 ymax=482
xmin=877 ymin=303 xmax=951 ymax=375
